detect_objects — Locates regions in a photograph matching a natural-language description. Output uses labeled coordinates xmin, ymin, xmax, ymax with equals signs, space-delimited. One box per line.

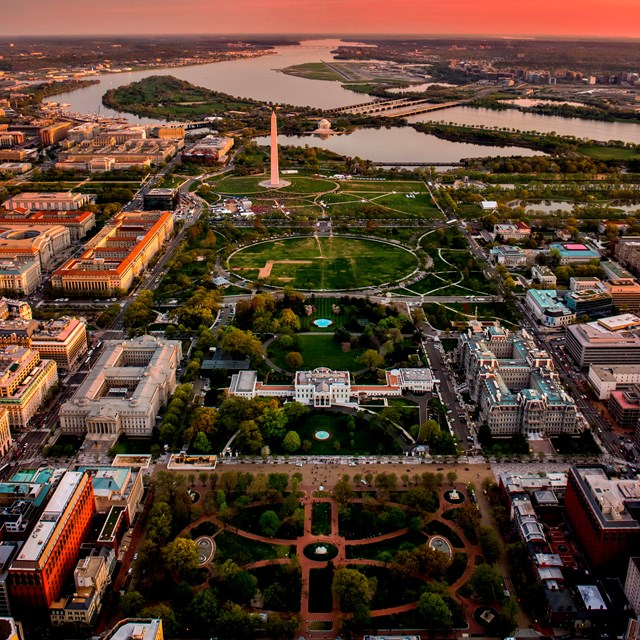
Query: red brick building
xmin=8 ymin=471 xmax=95 ymax=611
xmin=564 ymin=466 xmax=640 ymax=570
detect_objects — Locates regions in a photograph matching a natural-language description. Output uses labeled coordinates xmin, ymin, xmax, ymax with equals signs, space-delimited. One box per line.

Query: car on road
xmin=133 ymin=553 xmax=139 ymax=560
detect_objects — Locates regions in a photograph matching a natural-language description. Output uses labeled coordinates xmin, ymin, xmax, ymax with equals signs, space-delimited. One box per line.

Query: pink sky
xmin=2 ymin=0 xmax=640 ymax=37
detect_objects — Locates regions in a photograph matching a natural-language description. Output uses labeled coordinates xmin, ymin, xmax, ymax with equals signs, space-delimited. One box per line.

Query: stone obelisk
xmin=260 ymin=110 xmax=290 ymax=189
xmin=270 ymin=110 xmax=280 ymax=186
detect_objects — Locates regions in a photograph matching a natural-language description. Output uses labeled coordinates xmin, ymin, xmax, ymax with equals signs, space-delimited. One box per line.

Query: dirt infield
xmin=258 ymin=259 xmax=312 ymax=279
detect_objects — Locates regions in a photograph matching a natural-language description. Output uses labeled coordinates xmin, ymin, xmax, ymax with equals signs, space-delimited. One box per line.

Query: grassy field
xmin=229 ymin=236 xmax=418 ymax=290
xmin=209 ymin=174 xmax=337 ymax=195
xmin=281 ymin=62 xmax=345 ymax=82
xmin=578 ymin=145 xmax=640 ymax=161
xmin=268 ymin=333 xmax=365 ymax=371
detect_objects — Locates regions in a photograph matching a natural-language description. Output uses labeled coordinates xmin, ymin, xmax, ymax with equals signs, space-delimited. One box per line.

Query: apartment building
xmin=60 ymin=336 xmax=181 ymax=437
xmin=8 ymin=471 xmax=95 ymax=612
xmin=0 ymin=346 xmax=57 ymax=429
xmin=457 ymin=324 xmax=577 ymax=436
xmin=30 ymin=317 xmax=87 ymax=371
xmin=51 ymin=211 xmax=173 ymax=294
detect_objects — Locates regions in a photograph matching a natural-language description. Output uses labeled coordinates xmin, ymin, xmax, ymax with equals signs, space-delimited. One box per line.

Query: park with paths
xmin=174 ymin=470 xmax=514 ymax=639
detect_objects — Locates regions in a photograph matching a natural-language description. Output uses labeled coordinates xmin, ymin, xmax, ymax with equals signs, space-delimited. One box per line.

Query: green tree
xmin=139 ymin=603 xmax=178 ymax=634
xmin=418 ymin=419 xmax=441 ymax=444
xmin=192 ymin=431 xmax=211 ymax=453
xmin=229 ymin=570 xmax=258 ymax=604
xmin=219 ymin=327 xmax=264 ymax=364
xmin=470 ymin=563 xmax=503 ymax=602
xmin=332 ymin=479 xmax=355 ymax=506
xmin=259 ymin=405 xmax=287 ymax=440
xmin=283 ymin=401 xmax=309 ymax=422
xmin=259 ymin=510 xmax=281 ymax=537
xmin=332 ymin=567 xmax=376 ymax=612
xmin=218 ymin=559 xmax=241 ymax=581
xmin=265 ymin=612 xmax=300 ymax=639
xmin=446 ymin=471 xmax=458 ymax=486
xmin=189 ymin=588 xmax=219 ymax=629
xmin=282 ymin=430 xmax=301 ymax=453
xmin=279 ymin=308 xmax=301 ymax=331
xmin=163 ymin=537 xmax=199 ymax=577
xmin=120 ymin=590 xmax=144 ymax=616
xmin=358 ymin=349 xmax=384 ymax=371
xmin=284 ymin=351 xmax=303 ymax=371
xmin=417 ymin=592 xmax=452 ymax=629
xmin=480 ymin=526 xmax=502 ymax=564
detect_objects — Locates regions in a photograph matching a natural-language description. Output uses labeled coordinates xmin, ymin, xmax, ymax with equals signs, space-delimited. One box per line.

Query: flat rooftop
xmin=16 ymin=471 xmax=84 ymax=564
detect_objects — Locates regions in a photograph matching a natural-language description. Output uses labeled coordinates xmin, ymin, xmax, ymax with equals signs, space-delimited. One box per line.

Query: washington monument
xmin=260 ymin=110 xmax=290 ymax=189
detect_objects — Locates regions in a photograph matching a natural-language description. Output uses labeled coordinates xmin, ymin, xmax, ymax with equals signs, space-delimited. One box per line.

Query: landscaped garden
xmin=119 ymin=469 xmax=519 ymax=639
xmin=228 ymin=236 xmax=418 ymax=290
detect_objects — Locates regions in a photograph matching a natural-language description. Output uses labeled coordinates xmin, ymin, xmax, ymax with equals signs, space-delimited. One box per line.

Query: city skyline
xmin=2 ymin=0 xmax=640 ymax=38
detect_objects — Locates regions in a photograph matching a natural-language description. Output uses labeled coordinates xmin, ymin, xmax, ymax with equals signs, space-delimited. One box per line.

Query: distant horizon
xmin=2 ymin=0 xmax=639 ymax=39
xmin=3 ymin=33 xmax=640 ymax=42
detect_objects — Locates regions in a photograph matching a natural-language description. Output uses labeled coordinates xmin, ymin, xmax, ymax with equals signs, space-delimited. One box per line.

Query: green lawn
xmin=209 ymin=175 xmax=337 ymax=195
xmin=268 ymin=333 xmax=365 ymax=371
xmin=337 ymin=179 xmax=424 ymax=192
xmin=299 ymin=297 xmax=349 ymax=332
xmin=578 ymin=145 xmax=640 ymax=161
xmin=311 ymin=503 xmax=332 ymax=535
xmin=229 ymin=236 xmax=417 ymax=290
xmin=277 ymin=411 xmax=395 ymax=456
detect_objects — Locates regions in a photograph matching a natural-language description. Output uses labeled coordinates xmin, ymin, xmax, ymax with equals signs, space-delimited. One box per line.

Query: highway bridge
xmin=327 ymin=97 xmax=466 ymax=117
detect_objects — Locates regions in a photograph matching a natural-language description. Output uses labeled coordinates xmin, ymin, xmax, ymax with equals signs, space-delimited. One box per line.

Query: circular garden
xmin=227 ymin=236 xmax=419 ymax=290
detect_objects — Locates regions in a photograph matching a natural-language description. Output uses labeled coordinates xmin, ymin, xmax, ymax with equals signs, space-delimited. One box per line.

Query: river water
xmin=49 ymin=38 xmax=640 ymax=163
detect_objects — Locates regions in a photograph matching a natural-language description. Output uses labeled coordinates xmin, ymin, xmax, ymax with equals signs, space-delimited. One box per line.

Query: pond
xmin=314 ymin=430 xmax=331 ymax=441
xmin=313 ymin=318 xmax=333 ymax=328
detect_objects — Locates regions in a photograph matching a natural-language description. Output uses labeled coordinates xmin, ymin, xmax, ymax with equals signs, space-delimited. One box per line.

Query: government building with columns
xmin=59 ymin=336 xmax=181 ymax=437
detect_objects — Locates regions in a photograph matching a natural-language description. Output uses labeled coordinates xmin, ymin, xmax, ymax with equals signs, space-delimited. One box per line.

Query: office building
xmin=525 ymin=289 xmax=575 ymax=327
xmin=0 ymin=316 xmax=87 ymax=372
xmin=570 ymin=276 xmax=602 ymax=291
xmin=0 ymin=300 xmax=31 ymax=321
xmin=0 ymin=210 xmax=96 ymax=241
xmin=601 ymin=260 xmax=634 ymax=282
xmin=625 ymin=557 xmax=640 ymax=617
xmin=565 ymin=289 xmax=613 ymax=318
xmin=493 ymin=221 xmax=531 ymax=242
xmin=30 ymin=317 xmax=87 ymax=372
xmin=616 ymin=237 xmax=640 ymax=274
xmin=38 ymin=122 xmax=72 ymax=146
xmin=457 ymin=325 xmax=577 ymax=436
xmin=564 ymin=466 xmax=640 ymax=570
xmin=0 ymin=260 xmax=41 ymax=295
xmin=0 ymin=164 xmax=31 ymax=176
xmin=154 ymin=125 xmax=185 ymax=140
xmin=531 ymin=265 xmax=557 ymax=287
xmin=0 ymin=544 xmax=19 ymax=620
xmin=50 ymin=550 xmax=112 ymax=626
xmin=60 ymin=336 xmax=181 ymax=437
xmin=182 ymin=135 xmax=233 ymax=165
xmin=104 ymin=619 xmax=163 ymax=640
xmin=51 ymin=211 xmax=173 ymax=294
xmin=2 ymin=192 xmax=90 ymax=212
xmin=8 ymin=471 xmax=95 ymax=611
xmin=0 ymin=225 xmax=71 ymax=270
xmin=56 ymin=138 xmax=180 ymax=173
xmin=601 ymin=279 xmax=640 ymax=312
xmin=66 ymin=123 xmax=99 ymax=143
xmin=609 ymin=385 xmax=640 ymax=429
xmin=549 ymin=243 xmax=600 ymax=265
xmin=0 ymin=346 xmax=57 ymax=429
xmin=0 ymin=409 xmax=11 ymax=459
xmin=565 ymin=315 xmax=640 ymax=368
xmin=143 ymin=189 xmax=178 ymax=211
xmin=77 ymin=466 xmax=143 ymax=524
xmin=489 ymin=245 xmax=528 ymax=268
xmin=588 ymin=364 xmax=640 ymax=400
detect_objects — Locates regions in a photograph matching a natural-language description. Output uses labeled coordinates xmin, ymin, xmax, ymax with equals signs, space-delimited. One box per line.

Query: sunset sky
xmin=2 ymin=0 xmax=640 ymax=38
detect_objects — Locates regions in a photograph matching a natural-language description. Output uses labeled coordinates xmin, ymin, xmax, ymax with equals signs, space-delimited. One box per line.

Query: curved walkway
xmin=180 ymin=483 xmax=489 ymax=637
